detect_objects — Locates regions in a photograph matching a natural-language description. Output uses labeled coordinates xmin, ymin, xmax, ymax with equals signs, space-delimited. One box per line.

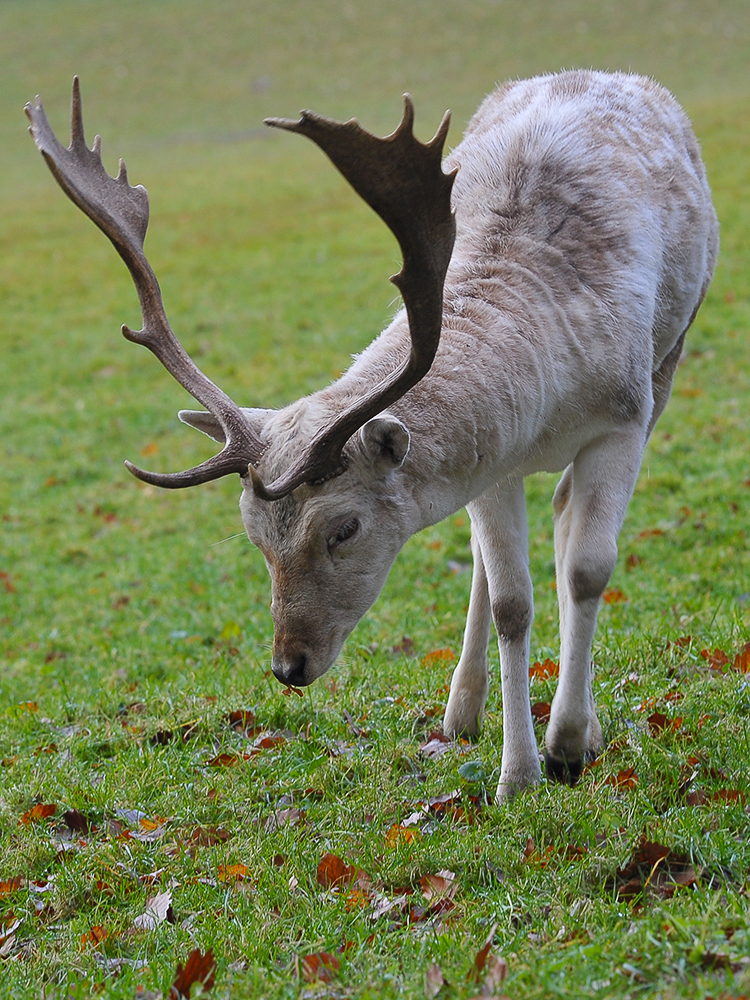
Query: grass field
xmin=1 ymin=1 xmax=750 ymax=997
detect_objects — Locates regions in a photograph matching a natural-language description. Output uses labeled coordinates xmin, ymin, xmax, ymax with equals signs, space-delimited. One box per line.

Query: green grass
xmin=1 ymin=1 xmax=750 ymax=997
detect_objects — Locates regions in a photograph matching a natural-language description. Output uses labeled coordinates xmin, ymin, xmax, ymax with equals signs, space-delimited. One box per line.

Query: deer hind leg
xmin=545 ymin=430 xmax=646 ymax=783
xmin=458 ymin=481 xmax=540 ymax=802
xmin=444 ymin=533 xmax=492 ymax=738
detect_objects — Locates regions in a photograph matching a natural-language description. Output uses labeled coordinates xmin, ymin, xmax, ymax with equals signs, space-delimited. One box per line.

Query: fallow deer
xmin=26 ymin=71 xmax=718 ymax=800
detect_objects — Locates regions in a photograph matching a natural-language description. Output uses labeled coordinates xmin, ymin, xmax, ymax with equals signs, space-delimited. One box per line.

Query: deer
xmin=26 ymin=70 xmax=718 ymax=801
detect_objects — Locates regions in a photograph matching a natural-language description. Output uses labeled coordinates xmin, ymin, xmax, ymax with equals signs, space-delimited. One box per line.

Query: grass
xmin=1 ymin=0 xmax=750 ymax=997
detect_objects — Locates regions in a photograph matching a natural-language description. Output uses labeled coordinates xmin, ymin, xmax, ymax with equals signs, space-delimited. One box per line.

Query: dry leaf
xmin=20 ymin=803 xmax=57 ymax=825
xmin=170 ymin=947 xmax=217 ymax=999
xmin=647 ymin=712 xmax=682 ymax=735
xmin=425 ymin=961 xmax=447 ymax=998
xmin=606 ymin=768 xmax=638 ymax=790
xmin=80 ymin=925 xmax=109 ymax=949
xmin=423 ymin=648 xmax=455 ymax=666
xmin=316 ymin=852 xmax=369 ymax=889
xmin=529 ymin=658 xmax=558 ymax=679
xmin=530 ymin=701 xmax=551 ymax=724
xmin=133 ymin=889 xmax=173 ymax=930
xmin=603 ymin=588 xmax=628 ymax=603
xmin=386 ymin=824 xmax=421 ymax=848
xmin=217 ymin=863 xmax=250 ymax=884
xmin=300 ymin=950 xmax=340 ymax=983
xmin=0 ymin=877 xmax=24 ymax=898
xmin=264 ymin=807 xmax=305 ymax=832
xmin=420 ymin=870 xmax=458 ymax=902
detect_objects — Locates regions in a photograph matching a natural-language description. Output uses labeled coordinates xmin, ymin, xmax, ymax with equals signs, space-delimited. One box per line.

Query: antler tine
xmin=25 ymin=78 xmax=265 ymax=488
xmin=256 ymin=97 xmax=457 ymax=500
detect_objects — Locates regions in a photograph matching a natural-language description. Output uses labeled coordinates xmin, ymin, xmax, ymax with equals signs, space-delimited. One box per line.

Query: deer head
xmin=26 ymin=79 xmax=456 ymax=685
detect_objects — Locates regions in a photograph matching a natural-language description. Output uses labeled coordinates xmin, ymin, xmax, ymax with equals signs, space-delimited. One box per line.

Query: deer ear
xmin=179 ymin=407 xmax=273 ymax=445
xmin=360 ymin=415 xmax=410 ymax=471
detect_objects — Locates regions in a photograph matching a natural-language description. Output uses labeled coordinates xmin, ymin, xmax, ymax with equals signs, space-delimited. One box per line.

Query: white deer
xmin=27 ymin=70 xmax=718 ymax=801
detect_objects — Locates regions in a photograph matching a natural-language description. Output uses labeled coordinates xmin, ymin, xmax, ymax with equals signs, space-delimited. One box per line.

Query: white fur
xmin=191 ymin=71 xmax=718 ymax=802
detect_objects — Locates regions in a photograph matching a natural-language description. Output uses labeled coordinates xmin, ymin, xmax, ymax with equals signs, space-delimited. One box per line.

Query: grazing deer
xmin=26 ymin=71 xmax=718 ymax=801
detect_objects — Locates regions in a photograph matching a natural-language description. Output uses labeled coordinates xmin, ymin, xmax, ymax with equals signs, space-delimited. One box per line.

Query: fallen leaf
xmin=603 ymin=588 xmax=628 ymax=604
xmin=300 ymin=950 xmax=340 ymax=983
xmin=420 ymin=731 xmax=454 ymax=759
xmin=216 ymin=864 xmax=248 ymax=886
xmin=224 ymin=709 xmax=258 ymax=734
xmin=647 ymin=712 xmax=682 ymax=736
xmin=0 ymin=877 xmax=24 ymax=898
xmin=186 ymin=826 xmax=231 ymax=847
xmin=529 ymin=658 xmax=558 ymax=680
xmin=530 ymin=701 xmax=551 ymax=724
xmin=386 ymin=824 xmax=421 ymax=848
xmin=63 ymin=809 xmax=95 ymax=834
xmin=170 ymin=947 xmax=217 ymax=999
xmin=701 ymin=647 xmax=730 ymax=670
xmin=470 ymin=923 xmax=499 ymax=982
xmin=420 ymin=870 xmax=458 ymax=902
xmin=316 ymin=852 xmax=369 ymax=889
xmin=207 ymin=751 xmax=245 ymax=767
xmin=133 ymin=889 xmax=173 ymax=930
xmin=81 ymin=925 xmax=109 ymax=949
xmin=426 ymin=961 xmax=448 ymax=997
xmin=265 ymin=807 xmax=305 ymax=832
xmin=281 ymin=685 xmax=304 ymax=698
xmin=606 ymin=768 xmax=638 ymax=790
xmin=423 ymin=648 xmax=455 ymax=666
xmin=20 ymin=803 xmax=57 ymax=825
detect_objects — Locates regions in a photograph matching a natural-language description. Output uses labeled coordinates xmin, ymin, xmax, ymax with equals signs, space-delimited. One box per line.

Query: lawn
xmin=1 ymin=1 xmax=750 ymax=997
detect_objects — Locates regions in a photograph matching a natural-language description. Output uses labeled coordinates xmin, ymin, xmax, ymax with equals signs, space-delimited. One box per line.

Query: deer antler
xmin=255 ymin=97 xmax=457 ymax=500
xmin=25 ymin=77 xmax=265 ymax=487
xmin=26 ymin=81 xmax=455 ymax=498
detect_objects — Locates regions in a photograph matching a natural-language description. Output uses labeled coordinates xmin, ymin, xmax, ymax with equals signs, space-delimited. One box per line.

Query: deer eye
xmin=329 ymin=517 xmax=359 ymax=548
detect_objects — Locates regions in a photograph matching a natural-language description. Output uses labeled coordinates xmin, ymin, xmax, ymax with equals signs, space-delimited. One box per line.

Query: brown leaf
xmin=217 ymin=863 xmax=250 ymax=884
xmin=80 ymin=925 xmax=109 ymax=949
xmin=316 ymin=852 xmax=368 ymax=889
xmin=207 ymin=751 xmax=243 ymax=767
xmin=615 ymin=837 xmax=696 ymax=900
xmin=530 ymin=701 xmax=551 ymax=724
xmin=701 ymin=647 xmax=731 ymax=670
xmin=647 ymin=712 xmax=682 ymax=736
xmin=170 ymin=947 xmax=217 ymax=999
xmin=606 ymin=768 xmax=638 ymax=790
xmin=20 ymin=803 xmax=57 ymax=825
xmin=281 ymin=685 xmax=304 ymax=698
xmin=300 ymin=950 xmax=340 ymax=983
xmin=423 ymin=648 xmax=455 ymax=666
xmin=603 ymin=587 xmax=628 ymax=604
xmin=469 ymin=922 xmax=499 ymax=982
xmin=224 ymin=709 xmax=259 ymax=736
xmin=63 ymin=809 xmax=95 ymax=834
xmin=420 ymin=870 xmax=458 ymax=902
xmin=426 ymin=961 xmax=448 ymax=997
xmin=0 ymin=877 xmax=24 ymax=898
xmin=529 ymin=658 xmax=558 ymax=680
xmin=420 ymin=730 xmax=456 ymax=759
xmin=187 ymin=826 xmax=231 ymax=847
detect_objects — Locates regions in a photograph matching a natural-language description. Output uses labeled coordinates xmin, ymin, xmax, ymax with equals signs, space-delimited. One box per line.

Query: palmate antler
xmin=25 ymin=79 xmax=456 ymax=499
xmin=25 ymin=77 xmax=266 ymax=487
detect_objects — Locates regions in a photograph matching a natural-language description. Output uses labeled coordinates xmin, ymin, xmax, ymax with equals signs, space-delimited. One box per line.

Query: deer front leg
xmin=444 ymin=534 xmax=492 ymax=738
xmin=465 ymin=482 xmax=540 ymax=803
xmin=546 ymin=431 xmax=645 ymax=782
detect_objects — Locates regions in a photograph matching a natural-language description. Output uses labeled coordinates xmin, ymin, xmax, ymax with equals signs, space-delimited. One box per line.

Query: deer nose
xmin=271 ymin=650 xmax=308 ymax=687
